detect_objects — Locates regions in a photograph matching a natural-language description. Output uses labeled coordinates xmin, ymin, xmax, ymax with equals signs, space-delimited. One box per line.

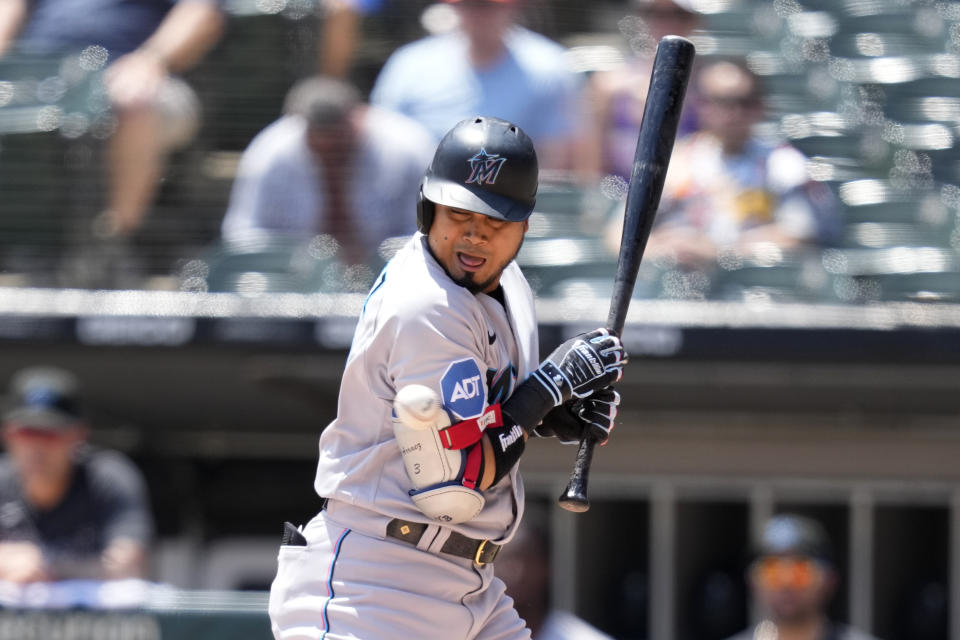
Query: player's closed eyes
xmin=450 ymin=209 xmax=508 ymax=230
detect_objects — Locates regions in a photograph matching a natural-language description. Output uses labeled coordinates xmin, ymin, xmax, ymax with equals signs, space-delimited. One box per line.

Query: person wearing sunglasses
xmin=0 ymin=366 xmax=153 ymax=584
xmin=604 ymin=58 xmax=839 ymax=284
xmin=725 ymin=513 xmax=880 ymax=640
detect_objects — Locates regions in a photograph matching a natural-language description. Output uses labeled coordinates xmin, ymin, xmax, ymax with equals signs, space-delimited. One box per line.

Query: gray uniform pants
xmin=269 ymin=508 xmax=530 ymax=640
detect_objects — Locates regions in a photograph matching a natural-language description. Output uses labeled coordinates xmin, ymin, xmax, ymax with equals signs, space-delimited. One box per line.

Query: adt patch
xmin=441 ymin=358 xmax=485 ymax=419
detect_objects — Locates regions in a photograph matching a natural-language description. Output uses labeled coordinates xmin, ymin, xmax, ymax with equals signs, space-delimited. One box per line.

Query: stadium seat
xmin=198 ymin=235 xmax=361 ymax=294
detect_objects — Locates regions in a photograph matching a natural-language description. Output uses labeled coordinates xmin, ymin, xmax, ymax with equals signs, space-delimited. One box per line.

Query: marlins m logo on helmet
xmin=465 ymin=148 xmax=507 ymax=185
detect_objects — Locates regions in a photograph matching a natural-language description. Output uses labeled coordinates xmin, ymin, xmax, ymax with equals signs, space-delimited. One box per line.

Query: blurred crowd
xmin=0 ymin=0 xmax=893 ymax=300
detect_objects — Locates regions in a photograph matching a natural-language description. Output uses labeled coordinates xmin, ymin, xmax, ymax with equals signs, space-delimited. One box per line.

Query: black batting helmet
xmin=417 ymin=116 xmax=538 ymax=233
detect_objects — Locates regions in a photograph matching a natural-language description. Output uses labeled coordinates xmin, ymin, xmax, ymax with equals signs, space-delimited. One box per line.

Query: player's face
xmin=455 ymin=2 xmax=516 ymax=51
xmin=428 ymin=204 xmax=528 ymax=294
xmin=699 ymin=63 xmax=763 ymax=152
xmin=750 ymin=555 xmax=834 ymax=624
xmin=1 ymin=423 xmax=85 ymax=486
xmin=638 ymin=0 xmax=699 ymax=42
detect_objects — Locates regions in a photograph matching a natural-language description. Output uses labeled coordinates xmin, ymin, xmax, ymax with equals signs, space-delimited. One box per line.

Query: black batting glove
xmin=531 ymin=401 xmax=583 ymax=443
xmin=533 ymin=386 xmax=621 ymax=445
xmin=504 ymin=329 xmax=627 ymax=437
xmin=575 ymin=386 xmax=620 ymax=445
xmin=530 ymin=328 xmax=627 ymax=404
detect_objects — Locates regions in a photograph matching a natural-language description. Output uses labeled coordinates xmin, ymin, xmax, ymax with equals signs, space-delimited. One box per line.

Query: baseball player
xmin=268 ymin=116 xmax=627 ymax=640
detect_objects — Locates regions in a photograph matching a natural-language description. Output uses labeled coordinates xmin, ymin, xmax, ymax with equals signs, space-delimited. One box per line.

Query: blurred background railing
xmin=2 ymin=1 xmax=960 ymax=639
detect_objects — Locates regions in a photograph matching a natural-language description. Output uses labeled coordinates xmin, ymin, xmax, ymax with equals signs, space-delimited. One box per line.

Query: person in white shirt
xmin=221 ymin=76 xmax=435 ymax=265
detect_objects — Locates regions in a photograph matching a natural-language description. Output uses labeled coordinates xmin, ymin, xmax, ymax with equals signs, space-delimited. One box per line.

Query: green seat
xmin=516 ymin=236 xmax=617 ymax=296
xmin=875 ymin=271 xmax=960 ymax=302
xmin=199 ymin=235 xmax=363 ymax=294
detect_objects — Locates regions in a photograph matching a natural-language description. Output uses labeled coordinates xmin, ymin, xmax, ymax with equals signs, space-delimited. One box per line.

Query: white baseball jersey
xmin=314 ymin=231 xmax=540 ymax=542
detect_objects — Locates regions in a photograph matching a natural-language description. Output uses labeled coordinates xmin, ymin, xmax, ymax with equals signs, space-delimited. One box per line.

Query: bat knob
xmin=557 ymin=432 xmax=598 ymax=513
xmin=558 ymin=485 xmax=590 ymax=513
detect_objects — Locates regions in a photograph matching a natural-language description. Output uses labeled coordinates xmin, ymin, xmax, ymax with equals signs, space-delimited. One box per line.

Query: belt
xmin=385 ymin=518 xmax=501 ymax=566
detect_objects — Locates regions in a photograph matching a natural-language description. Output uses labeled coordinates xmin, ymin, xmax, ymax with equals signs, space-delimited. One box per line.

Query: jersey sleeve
xmin=532 ymin=63 xmax=583 ymax=142
xmin=221 ymin=118 xmax=314 ymax=240
xmin=221 ymin=161 xmax=283 ymax=239
xmin=370 ymin=50 xmax=412 ymax=115
xmin=386 ymin=287 xmax=489 ymax=421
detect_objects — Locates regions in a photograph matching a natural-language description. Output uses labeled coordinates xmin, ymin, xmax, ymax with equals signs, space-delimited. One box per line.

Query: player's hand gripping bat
xmin=558 ymin=35 xmax=696 ymax=513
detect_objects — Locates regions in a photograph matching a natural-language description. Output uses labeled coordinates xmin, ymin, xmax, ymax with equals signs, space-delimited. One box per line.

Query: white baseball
xmin=394 ymin=385 xmax=442 ymax=431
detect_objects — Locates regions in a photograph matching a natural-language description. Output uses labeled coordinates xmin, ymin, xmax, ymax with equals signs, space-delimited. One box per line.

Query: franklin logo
xmin=498 ymin=424 xmax=524 ymax=452
xmin=466 ymin=148 xmax=507 ymax=185
xmin=576 ymin=343 xmax=603 ymax=375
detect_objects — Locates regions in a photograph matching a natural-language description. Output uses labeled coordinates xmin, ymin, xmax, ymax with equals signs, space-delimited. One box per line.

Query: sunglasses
xmin=752 ymin=556 xmax=824 ymax=590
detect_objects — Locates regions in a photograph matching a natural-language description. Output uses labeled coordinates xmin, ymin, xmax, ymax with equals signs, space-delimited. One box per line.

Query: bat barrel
xmin=560 ymin=36 xmax=695 ymax=514
xmin=608 ymin=35 xmax=696 ymax=335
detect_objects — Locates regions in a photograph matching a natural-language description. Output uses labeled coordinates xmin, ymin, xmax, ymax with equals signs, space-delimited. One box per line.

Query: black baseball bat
xmin=558 ymin=35 xmax=695 ymax=513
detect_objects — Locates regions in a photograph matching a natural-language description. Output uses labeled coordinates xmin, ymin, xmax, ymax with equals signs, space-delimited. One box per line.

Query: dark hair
xmin=283 ymin=76 xmax=361 ymax=128
xmin=698 ymin=57 xmax=765 ymax=101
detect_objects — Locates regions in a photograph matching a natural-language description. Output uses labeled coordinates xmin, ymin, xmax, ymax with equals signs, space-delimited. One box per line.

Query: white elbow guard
xmin=409 ymin=483 xmax=485 ymax=524
xmin=393 ymin=385 xmax=499 ymax=524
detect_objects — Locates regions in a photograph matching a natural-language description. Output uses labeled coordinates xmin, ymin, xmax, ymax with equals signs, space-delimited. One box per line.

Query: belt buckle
xmin=474 ymin=539 xmax=490 ymax=566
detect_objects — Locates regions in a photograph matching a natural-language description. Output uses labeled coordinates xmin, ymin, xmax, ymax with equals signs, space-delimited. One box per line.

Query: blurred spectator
xmin=494 ymin=505 xmax=613 ymax=640
xmin=220 ymin=76 xmax=434 ymax=265
xmin=316 ymin=0 xmax=383 ymax=78
xmin=725 ymin=514 xmax=879 ymax=640
xmin=579 ymin=0 xmax=702 ymax=181
xmin=0 ymin=0 xmax=225 ymax=277
xmin=370 ymin=0 xmax=582 ymax=170
xmin=605 ymin=58 xmax=838 ymax=269
xmin=0 ymin=366 xmax=153 ymax=583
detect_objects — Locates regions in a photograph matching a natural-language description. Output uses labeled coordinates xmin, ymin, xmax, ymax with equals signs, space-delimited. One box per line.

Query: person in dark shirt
xmin=725 ymin=514 xmax=880 ymax=640
xmin=0 ymin=366 xmax=154 ymax=583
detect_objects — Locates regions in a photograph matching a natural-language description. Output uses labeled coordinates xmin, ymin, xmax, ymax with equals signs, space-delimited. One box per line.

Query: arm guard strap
xmin=483 ymin=411 xmax=526 ymax=486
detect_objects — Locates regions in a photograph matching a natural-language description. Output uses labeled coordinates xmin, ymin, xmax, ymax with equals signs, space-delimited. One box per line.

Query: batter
xmin=269 ymin=116 xmax=626 ymax=640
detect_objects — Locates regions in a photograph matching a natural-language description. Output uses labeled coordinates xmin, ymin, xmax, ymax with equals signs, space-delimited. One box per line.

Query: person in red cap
xmin=0 ymin=366 xmax=154 ymax=584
